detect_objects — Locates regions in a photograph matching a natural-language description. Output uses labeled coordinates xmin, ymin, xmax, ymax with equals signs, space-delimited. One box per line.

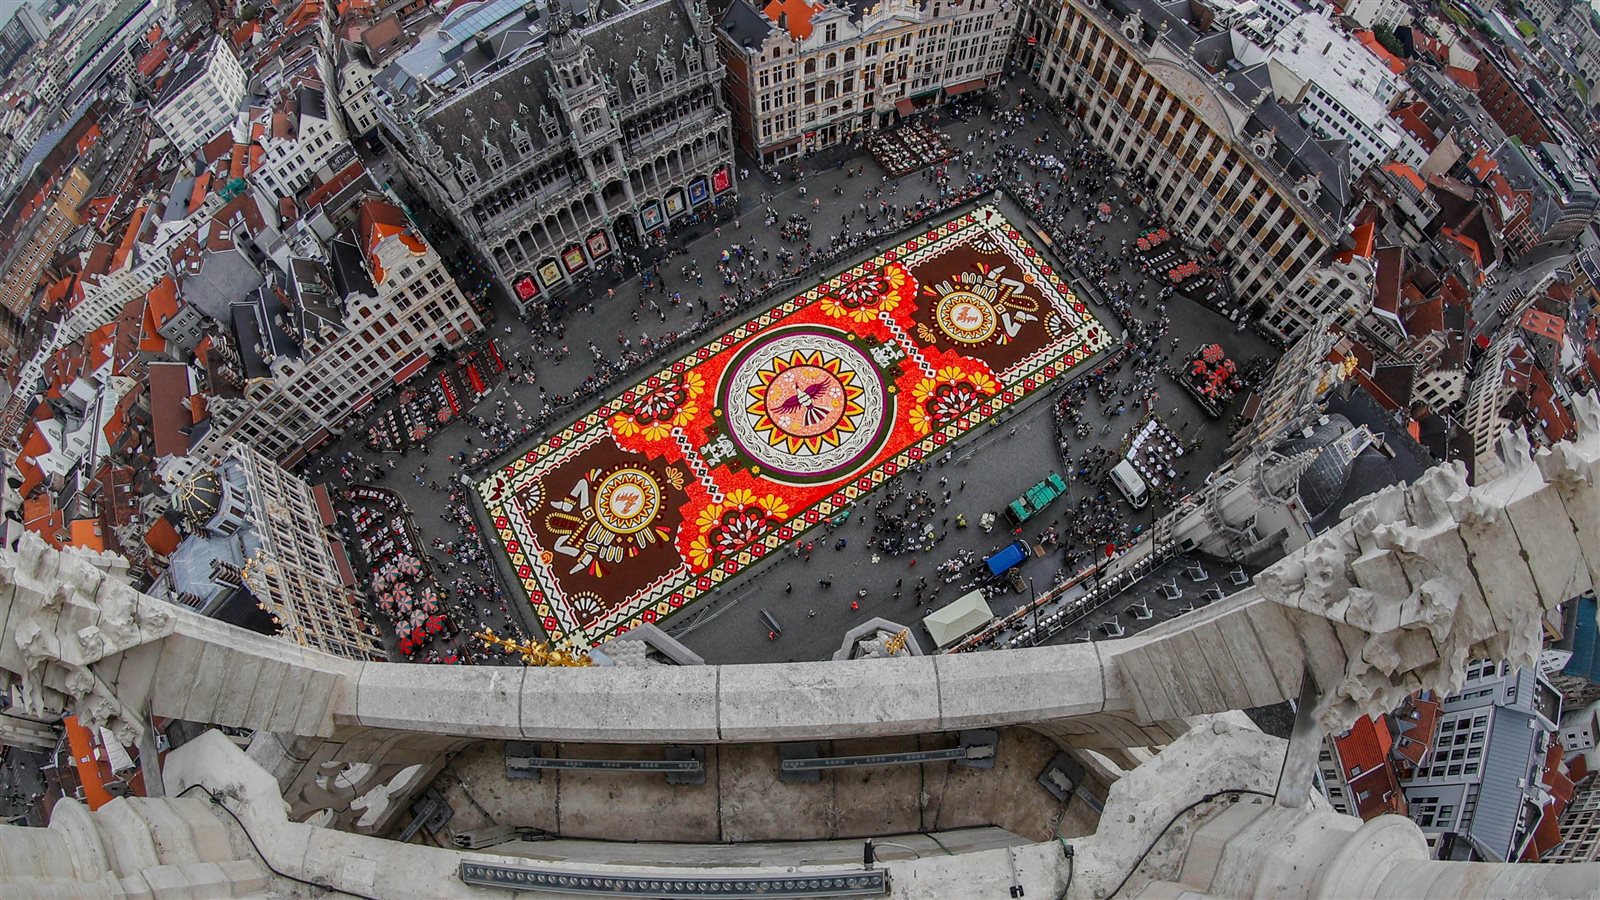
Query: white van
xmin=1109 ymin=460 xmax=1149 ymax=509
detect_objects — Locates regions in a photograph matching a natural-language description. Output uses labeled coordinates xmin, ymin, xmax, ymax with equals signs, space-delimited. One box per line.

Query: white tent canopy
xmin=923 ymin=590 xmax=995 ymax=649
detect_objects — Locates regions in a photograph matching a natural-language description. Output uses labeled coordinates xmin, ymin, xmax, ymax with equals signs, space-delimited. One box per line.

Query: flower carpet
xmin=477 ymin=204 xmax=1112 ymax=648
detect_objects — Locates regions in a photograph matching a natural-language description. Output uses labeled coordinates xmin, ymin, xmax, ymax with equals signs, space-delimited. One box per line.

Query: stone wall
xmin=3 ymin=398 xmax=1597 ymax=862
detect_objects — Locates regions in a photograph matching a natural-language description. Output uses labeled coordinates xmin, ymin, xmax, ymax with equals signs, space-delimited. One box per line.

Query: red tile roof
xmin=1441 ymin=226 xmax=1484 ymax=270
xmin=1526 ymin=363 xmax=1572 ymax=442
xmin=74 ymin=123 xmax=102 ymax=157
xmin=1520 ymin=307 xmax=1566 ymax=343
xmin=147 ymin=362 xmax=195 ymax=458
xmin=68 ymin=517 xmax=107 ymax=552
xmin=84 ymin=321 xmax=117 ymax=373
xmin=1392 ymin=102 xmax=1439 ymax=152
xmin=200 ymin=132 xmax=235 ymax=166
xmin=136 ymin=41 xmax=171 ymax=77
xmin=358 ymin=199 xmax=425 ymax=284
xmin=302 ymin=158 xmax=367 ymax=210
xmin=762 ymin=0 xmax=823 ymax=40
xmin=1382 ymin=162 xmax=1427 ymax=194
xmin=231 ymin=21 xmax=259 ymax=51
xmin=1466 ymin=145 xmax=1497 ymax=182
xmin=41 ymin=274 xmax=80 ymax=314
xmin=111 ymin=205 xmax=150 ymax=271
xmin=1392 ymin=693 xmax=1440 ymax=771
xmin=1349 ymin=220 xmax=1376 ymax=259
xmin=1335 ymin=715 xmax=1393 ymax=777
xmin=1445 ymin=65 xmax=1480 ymax=91
xmin=188 ymin=171 xmax=213 ymax=214
xmin=1439 ymin=275 xmax=1468 ymax=309
xmin=1403 ymin=293 xmax=1445 ymax=338
xmin=1356 ymin=31 xmax=1408 ymax=74
xmin=285 ymin=0 xmax=324 ymax=33
xmin=62 ymin=715 xmax=116 ymax=811
xmin=23 ymin=494 xmax=65 ymax=548
xmin=1372 ymin=246 xmax=1405 ymax=318
xmin=1521 ymin=742 xmax=1577 ymax=861
xmin=144 ymin=517 xmax=181 ymax=556
xmin=1334 ymin=715 xmax=1405 ymax=820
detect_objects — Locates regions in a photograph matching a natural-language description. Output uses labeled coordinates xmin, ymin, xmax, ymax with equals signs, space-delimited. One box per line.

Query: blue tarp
xmin=985 ymin=540 xmax=1029 ymax=577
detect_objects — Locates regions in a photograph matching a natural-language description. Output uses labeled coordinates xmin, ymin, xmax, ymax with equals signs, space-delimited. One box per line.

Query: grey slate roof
xmin=296 ymin=84 xmax=329 ymax=123
xmin=1469 ymin=703 xmax=1538 ymax=861
xmin=230 ymin=278 xmax=305 ymax=380
xmin=719 ymin=0 xmax=772 ymax=49
xmin=379 ymin=0 xmax=705 ymax=177
xmin=287 ymin=257 xmax=346 ymax=344
xmin=329 ymin=237 xmax=377 ymax=300
xmin=155 ymin=36 xmax=226 ymax=108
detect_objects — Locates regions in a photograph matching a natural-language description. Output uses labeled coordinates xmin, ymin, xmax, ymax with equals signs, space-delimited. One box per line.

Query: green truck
xmin=1006 ymin=472 xmax=1068 ymax=525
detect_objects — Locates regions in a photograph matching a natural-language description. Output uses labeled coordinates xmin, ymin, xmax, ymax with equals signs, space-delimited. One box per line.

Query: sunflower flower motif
xmin=688 ymin=489 xmax=790 ymax=570
xmin=908 ymin=366 xmax=1000 ymax=435
xmin=819 ymin=262 xmax=914 ymax=323
xmin=610 ymin=371 xmax=704 ymax=442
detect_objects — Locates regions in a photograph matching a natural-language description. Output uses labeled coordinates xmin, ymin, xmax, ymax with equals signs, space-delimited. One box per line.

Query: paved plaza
xmin=473 ymin=203 xmax=1111 ymax=648
xmin=311 ymin=76 xmax=1278 ymax=664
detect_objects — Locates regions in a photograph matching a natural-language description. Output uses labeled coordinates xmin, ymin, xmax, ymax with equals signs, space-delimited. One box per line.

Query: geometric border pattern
xmin=478 ymin=204 xmax=1112 ymax=648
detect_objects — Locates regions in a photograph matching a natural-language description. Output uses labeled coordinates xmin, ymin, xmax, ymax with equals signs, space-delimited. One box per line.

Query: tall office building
xmin=0 ymin=3 xmax=48 ymax=71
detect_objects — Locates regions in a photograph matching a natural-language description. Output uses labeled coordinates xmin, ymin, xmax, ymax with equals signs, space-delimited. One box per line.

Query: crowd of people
xmin=299 ymin=76 xmax=1280 ymax=660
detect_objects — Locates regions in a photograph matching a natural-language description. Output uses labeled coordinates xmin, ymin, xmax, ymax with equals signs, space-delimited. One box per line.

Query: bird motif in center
xmin=744 ymin=349 xmax=865 ymax=454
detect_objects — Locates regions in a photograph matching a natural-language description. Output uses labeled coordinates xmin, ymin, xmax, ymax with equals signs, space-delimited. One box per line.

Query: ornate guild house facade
xmin=374 ymin=0 xmax=738 ymax=307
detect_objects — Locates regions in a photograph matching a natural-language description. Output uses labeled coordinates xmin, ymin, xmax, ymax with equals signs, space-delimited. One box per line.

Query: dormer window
xmin=456 ymin=154 xmax=478 ymax=188
xmin=481 ymin=137 xmax=504 ymax=171
xmin=511 ymin=120 xmax=533 ymax=156
xmin=541 ymin=108 xmax=561 ymax=142
xmin=632 ymin=69 xmax=649 ymax=98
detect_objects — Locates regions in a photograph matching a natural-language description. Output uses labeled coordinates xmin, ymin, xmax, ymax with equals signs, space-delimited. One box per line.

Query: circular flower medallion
xmin=718 ymin=326 xmax=893 ymax=484
xmin=934 ymin=290 xmax=999 ymax=344
xmin=592 ymin=468 xmax=663 ymax=535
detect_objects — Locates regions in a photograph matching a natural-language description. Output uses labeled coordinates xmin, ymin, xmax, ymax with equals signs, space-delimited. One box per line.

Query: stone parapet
xmin=4 ymin=398 xmax=1597 ymax=756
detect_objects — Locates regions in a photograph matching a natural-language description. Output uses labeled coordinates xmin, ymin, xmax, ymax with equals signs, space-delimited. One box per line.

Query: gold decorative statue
xmin=883 ymin=628 xmax=910 ymax=657
xmin=474 ymin=629 xmax=592 ymax=667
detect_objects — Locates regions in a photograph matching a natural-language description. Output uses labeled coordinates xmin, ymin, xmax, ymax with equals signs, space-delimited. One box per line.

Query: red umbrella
xmin=1201 ymin=344 xmax=1226 ymax=364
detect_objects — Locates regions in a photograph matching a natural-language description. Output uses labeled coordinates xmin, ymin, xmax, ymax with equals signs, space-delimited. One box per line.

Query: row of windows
xmin=1045 ymin=10 xmax=1337 ymax=338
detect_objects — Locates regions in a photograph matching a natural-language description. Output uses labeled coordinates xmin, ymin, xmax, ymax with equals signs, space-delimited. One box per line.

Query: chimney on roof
xmin=778 ymin=12 xmax=788 ymax=32
xmin=476 ymin=31 xmax=495 ymax=59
